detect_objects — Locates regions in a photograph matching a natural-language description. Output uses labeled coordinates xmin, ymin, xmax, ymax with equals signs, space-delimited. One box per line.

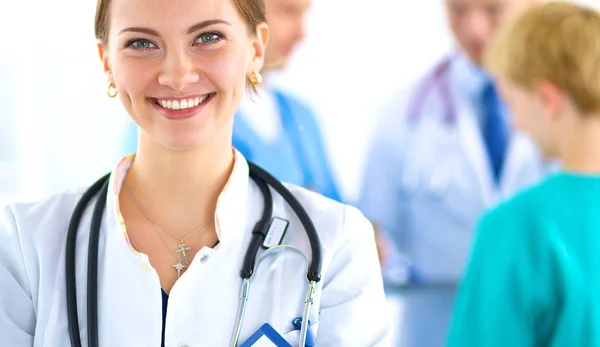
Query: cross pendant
xmin=176 ymin=241 xmax=192 ymax=265
xmin=173 ymin=261 xmax=187 ymax=277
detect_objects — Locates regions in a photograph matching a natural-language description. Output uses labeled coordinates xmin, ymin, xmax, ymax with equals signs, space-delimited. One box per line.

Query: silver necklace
xmin=126 ymin=184 xmax=213 ymax=277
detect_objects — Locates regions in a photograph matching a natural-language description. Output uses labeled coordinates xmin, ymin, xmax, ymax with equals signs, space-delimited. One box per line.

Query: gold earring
xmin=249 ymin=70 xmax=262 ymax=85
xmin=107 ymin=83 xmax=118 ymax=98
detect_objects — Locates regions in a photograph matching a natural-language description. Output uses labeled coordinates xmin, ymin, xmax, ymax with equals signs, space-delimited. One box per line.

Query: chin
xmin=159 ymin=128 xmax=216 ymax=151
xmin=161 ymin=118 xmax=234 ymax=152
xmin=463 ymin=48 xmax=484 ymax=67
xmin=135 ymin=93 xmax=234 ymax=151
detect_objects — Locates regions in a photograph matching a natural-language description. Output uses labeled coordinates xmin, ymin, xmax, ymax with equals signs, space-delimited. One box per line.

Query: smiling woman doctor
xmin=0 ymin=0 xmax=389 ymax=345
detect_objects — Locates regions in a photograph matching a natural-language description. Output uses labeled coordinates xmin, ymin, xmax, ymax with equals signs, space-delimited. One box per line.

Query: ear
xmin=532 ymin=79 xmax=564 ymax=121
xmin=97 ymin=41 xmax=114 ymax=85
xmin=248 ymin=23 xmax=270 ymax=74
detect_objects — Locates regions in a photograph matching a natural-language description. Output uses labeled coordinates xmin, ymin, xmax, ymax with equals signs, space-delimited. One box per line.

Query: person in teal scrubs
xmin=447 ymin=3 xmax=600 ymax=346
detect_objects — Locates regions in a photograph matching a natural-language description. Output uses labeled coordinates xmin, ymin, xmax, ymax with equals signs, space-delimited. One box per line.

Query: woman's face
xmin=99 ymin=0 xmax=268 ymax=151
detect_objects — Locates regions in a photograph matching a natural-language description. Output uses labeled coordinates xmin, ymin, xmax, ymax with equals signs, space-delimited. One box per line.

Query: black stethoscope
xmin=65 ymin=161 xmax=322 ymax=347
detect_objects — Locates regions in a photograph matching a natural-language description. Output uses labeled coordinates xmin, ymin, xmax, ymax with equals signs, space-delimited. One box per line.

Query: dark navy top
xmin=161 ymin=289 xmax=168 ymax=347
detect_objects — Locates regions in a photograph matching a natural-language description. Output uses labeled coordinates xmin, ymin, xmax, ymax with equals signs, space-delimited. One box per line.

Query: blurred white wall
xmin=0 ymin=0 xmax=131 ymax=202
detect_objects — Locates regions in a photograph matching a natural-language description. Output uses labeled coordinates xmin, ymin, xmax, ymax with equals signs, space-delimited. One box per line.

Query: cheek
xmin=505 ymin=100 xmax=527 ymax=130
xmin=510 ymin=110 xmax=525 ymax=130
xmin=113 ymin=57 xmax=157 ymax=96
xmin=449 ymin=18 xmax=463 ymax=36
xmin=201 ymin=45 xmax=250 ymax=94
xmin=274 ymin=18 xmax=295 ymax=39
xmin=517 ymin=108 xmax=541 ymax=135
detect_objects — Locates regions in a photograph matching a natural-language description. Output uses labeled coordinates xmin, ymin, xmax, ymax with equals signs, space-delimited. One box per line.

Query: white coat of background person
xmin=0 ymin=0 xmax=390 ymax=345
xmin=359 ymin=0 xmax=546 ymax=285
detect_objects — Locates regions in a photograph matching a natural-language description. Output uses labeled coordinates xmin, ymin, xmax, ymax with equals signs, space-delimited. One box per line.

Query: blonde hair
xmin=485 ymin=1 xmax=600 ymax=114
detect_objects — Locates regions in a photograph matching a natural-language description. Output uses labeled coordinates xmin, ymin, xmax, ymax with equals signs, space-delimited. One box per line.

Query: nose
xmin=157 ymin=51 xmax=200 ymax=90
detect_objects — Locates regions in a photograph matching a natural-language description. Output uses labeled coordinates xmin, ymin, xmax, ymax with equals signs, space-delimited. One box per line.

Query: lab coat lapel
xmin=455 ymin=98 xmax=496 ymax=206
xmin=98 ymin=224 xmax=162 ymax=346
xmin=42 ymin=169 xmax=161 ymax=346
xmin=100 ymin=159 xmax=163 ymax=346
xmin=100 ymin=150 xmax=252 ymax=346
xmin=165 ymin=240 xmax=245 ymax=346
xmin=163 ymin=151 xmax=253 ymax=346
xmin=446 ymin=52 xmax=500 ymax=207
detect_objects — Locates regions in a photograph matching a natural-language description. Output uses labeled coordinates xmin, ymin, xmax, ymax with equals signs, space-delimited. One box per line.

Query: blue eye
xmin=129 ymin=39 xmax=157 ymax=50
xmin=195 ymin=33 xmax=222 ymax=44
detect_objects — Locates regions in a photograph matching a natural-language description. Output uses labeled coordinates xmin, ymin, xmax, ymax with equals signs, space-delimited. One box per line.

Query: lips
xmin=148 ymin=93 xmax=216 ymax=120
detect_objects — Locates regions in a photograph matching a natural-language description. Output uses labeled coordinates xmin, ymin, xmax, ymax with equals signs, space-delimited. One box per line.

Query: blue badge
xmin=291 ymin=317 xmax=316 ymax=347
xmin=239 ymin=323 xmax=292 ymax=347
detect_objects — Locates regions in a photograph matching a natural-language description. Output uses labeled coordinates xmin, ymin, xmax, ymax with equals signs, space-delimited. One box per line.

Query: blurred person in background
xmin=359 ymin=0 xmax=545 ymax=285
xmin=448 ymin=2 xmax=600 ymax=345
xmin=232 ymin=0 xmax=342 ymax=202
xmin=359 ymin=1 xmax=547 ymax=345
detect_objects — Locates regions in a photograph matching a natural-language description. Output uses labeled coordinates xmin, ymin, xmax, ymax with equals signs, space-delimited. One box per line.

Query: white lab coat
xmin=0 ymin=151 xmax=390 ymax=347
xmin=359 ymin=53 xmax=548 ymax=283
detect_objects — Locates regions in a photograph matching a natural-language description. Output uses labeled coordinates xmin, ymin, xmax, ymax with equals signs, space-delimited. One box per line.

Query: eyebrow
xmin=118 ymin=19 xmax=231 ymax=36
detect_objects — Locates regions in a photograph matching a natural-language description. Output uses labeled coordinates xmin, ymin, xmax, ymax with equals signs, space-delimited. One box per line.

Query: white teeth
xmin=156 ymin=94 xmax=210 ymax=110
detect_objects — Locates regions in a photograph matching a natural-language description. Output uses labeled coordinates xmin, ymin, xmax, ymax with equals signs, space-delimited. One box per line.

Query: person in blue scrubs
xmin=447 ymin=3 xmax=600 ymax=346
xmin=232 ymin=0 xmax=341 ymax=202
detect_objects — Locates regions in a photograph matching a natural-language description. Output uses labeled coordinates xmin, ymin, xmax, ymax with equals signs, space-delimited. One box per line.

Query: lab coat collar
xmin=450 ymin=52 xmax=535 ymax=204
xmin=449 ymin=51 xmax=500 ymax=204
xmin=104 ymin=149 xmax=250 ymax=254
xmin=451 ymin=51 xmax=493 ymax=108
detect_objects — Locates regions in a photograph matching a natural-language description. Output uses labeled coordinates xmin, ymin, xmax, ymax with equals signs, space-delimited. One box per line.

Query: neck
xmin=559 ymin=114 xmax=600 ymax=174
xmin=123 ymin=129 xmax=235 ymax=233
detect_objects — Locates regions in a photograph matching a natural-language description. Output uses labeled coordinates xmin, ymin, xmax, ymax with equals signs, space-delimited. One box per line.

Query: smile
xmin=153 ymin=94 xmax=212 ymax=110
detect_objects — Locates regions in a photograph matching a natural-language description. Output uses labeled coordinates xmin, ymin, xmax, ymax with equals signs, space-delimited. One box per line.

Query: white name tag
xmin=252 ymin=335 xmax=278 ymax=347
xmin=262 ymin=217 xmax=289 ymax=249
